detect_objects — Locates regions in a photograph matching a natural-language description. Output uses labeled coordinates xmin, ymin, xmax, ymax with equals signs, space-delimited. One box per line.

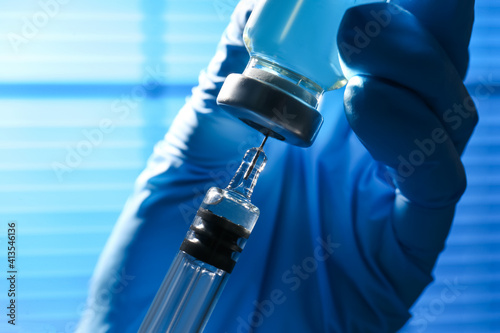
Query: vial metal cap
xmin=217 ymin=69 xmax=324 ymax=147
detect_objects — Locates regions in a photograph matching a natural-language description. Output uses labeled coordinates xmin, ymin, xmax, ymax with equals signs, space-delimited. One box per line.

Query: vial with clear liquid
xmin=245 ymin=0 xmax=382 ymax=91
xmin=218 ymin=0 xmax=383 ymax=147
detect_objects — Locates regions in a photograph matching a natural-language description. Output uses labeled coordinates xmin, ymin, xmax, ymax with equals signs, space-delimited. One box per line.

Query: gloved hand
xmin=225 ymin=1 xmax=477 ymax=331
xmin=337 ymin=0 xmax=477 ymax=266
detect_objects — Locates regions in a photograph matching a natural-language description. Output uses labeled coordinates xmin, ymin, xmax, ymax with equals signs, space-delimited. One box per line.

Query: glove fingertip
xmin=390 ymin=0 xmax=475 ymax=79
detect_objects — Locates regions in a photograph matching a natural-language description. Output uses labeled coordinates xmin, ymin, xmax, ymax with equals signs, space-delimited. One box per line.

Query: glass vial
xmin=217 ymin=0 xmax=383 ymax=147
xmin=245 ymin=0 xmax=383 ymax=92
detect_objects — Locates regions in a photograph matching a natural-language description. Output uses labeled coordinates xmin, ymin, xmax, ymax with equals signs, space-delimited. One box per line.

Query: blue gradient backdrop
xmin=0 ymin=1 xmax=497 ymax=332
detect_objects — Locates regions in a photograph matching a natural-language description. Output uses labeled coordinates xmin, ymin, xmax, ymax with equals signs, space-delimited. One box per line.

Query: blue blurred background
xmin=0 ymin=0 xmax=498 ymax=332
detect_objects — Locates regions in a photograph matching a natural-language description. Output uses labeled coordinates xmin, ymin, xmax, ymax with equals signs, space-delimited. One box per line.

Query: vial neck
xmin=226 ymin=147 xmax=267 ymax=199
xmin=244 ymin=57 xmax=324 ymax=108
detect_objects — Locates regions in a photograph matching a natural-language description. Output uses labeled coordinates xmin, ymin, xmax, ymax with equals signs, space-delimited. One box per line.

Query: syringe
xmin=139 ymin=136 xmax=268 ymax=333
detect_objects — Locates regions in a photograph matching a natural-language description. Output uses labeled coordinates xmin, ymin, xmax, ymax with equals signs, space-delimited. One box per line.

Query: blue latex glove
xmin=337 ymin=0 xmax=477 ymax=267
xmin=76 ymin=0 xmax=477 ymax=332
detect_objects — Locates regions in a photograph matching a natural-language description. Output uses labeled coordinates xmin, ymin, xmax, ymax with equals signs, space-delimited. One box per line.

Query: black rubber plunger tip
xmin=180 ymin=209 xmax=250 ymax=273
xmin=217 ymin=73 xmax=323 ymax=147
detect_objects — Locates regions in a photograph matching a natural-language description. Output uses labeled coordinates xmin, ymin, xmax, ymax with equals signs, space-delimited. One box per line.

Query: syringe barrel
xmin=138 ymin=251 xmax=229 ymax=333
xmin=139 ymin=195 xmax=257 ymax=333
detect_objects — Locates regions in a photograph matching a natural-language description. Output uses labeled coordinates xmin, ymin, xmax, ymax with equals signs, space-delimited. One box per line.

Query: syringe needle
xmin=244 ymin=134 xmax=269 ymax=180
xmin=258 ymin=134 xmax=268 ymax=150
